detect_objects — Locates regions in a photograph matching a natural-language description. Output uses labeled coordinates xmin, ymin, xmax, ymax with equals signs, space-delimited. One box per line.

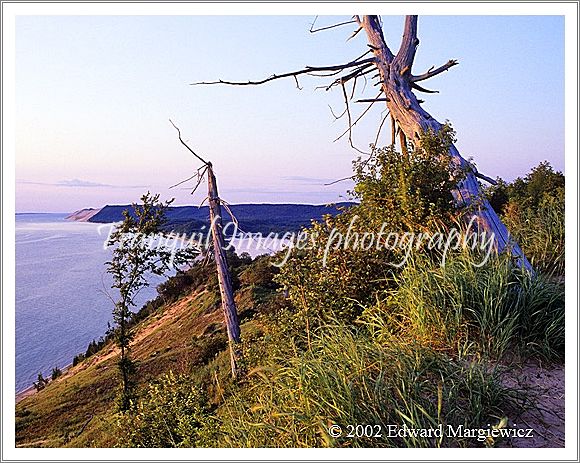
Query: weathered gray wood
xmin=359 ymin=15 xmax=532 ymax=271
xmin=207 ymin=163 xmax=243 ymax=377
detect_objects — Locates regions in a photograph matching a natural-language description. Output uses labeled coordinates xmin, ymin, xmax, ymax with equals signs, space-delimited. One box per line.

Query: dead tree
xmin=170 ymin=121 xmax=243 ymax=378
xmin=206 ymin=162 xmax=243 ymax=378
xmin=192 ymin=15 xmax=532 ymax=271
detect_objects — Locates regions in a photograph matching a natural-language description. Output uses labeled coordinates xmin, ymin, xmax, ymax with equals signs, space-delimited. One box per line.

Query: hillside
xmin=15 ymin=252 xmax=565 ymax=448
xmin=15 ymin=255 xmax=275 ymax=447
xmin=65 ymin=208 xmax=101 ymax=222
xmin=16 ymin=160 xmax=565 ymax=448
xmin=79 ymin=203 xmax=356 ymax=235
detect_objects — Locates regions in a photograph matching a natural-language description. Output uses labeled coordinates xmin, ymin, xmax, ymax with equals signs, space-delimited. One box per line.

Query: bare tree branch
xmin=293 ymin=75 xmax=303 ymax=90
xmin=373 ymin=111 xmax=390 ymax=147
xmin=474 ymin=171 xmax=498 ymax=185
xmin=169 ymin=164 xmax=207 ymax=190
xmin=355 ymin=97 xmax=389 ymax=103
xmin=220 ymin=199 xmax=239 ymax=228
xmin=347 ymin=26 xmax=363 ymax=42
xmin=324 ymin=175 xmax=354 ymax=186
xmin=394 ymin=15 xmax=419 ymax=68
xmin=169 ymin=119 xmax=209 ymax=166
xmin=310 ymin=15 xmax=357 ymax=33
xmin=361 ymin=15 xmax=395 ymax=62
xmin=411 ymin=82 xmax=439 ymax=94
xmin=325 ymin=63 xmax=374 ymax=91
xmin=190 ymin=58 xmax=376 ymax=86
xmin=328 ymin=104 xmax=347 ymax=120
xmin=334 ymin=91 xmax=383 ymax=143
xmin=399 ymin=130 xmax=409 ymax=156
xmin=339 ymin=79 xmax=367 ymax=154
xmin=411 ymin=59 xmax=458 ymax=83
xmin=189 ymin=166 xmax=210 ymax=195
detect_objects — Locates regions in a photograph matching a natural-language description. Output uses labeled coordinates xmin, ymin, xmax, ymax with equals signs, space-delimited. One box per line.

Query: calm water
xmin=15 ymin=214 xmax=160 ymax=392
xmin=15 ymin=214 xmax=286 ymax=392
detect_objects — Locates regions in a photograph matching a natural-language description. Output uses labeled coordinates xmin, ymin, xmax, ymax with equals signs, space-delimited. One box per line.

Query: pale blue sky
xmin=15 ymin=15 xmax=564 ymax=212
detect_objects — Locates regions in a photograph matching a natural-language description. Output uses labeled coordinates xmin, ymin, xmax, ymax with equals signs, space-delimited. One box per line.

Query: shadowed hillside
xmin=83 ymin=203 xmax=356 ymax=235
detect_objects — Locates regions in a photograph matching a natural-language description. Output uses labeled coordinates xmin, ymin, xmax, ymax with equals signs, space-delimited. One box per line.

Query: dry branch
xmin=169 ymin=119 xmax=209 ymax=166
xmin=190 ymin=58 xmax=376 ymax=86
xmin=411 ymin=59 xmax=458 ymax=82
xmin=310 ymin=15 xmax=357 ymax=33
xmin=411 ymin=82 xmax=439 ymax=94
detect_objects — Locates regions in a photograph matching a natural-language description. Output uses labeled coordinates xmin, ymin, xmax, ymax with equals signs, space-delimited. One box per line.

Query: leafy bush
xmin=157 ymin=271 xmax=195 ymax=304
xmin=116 ymin=372 xmax=216 ymax=447
xmin=352 ymin=124 xmax=465 ymax=232
xmin=239 ymin=255 xmax=279 ymax=288
xmin=276 ymin=125 xmax=467 ymax=326
xmin=72 ymin=353 xmax=85 ymax=367
xmin=33 ymin=372 xmax=48 ymax=391
xmin=486 ymin=161 xmax=564 ymax=275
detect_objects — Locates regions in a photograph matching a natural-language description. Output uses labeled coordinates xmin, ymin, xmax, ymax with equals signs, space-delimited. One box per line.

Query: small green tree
xmin=106 ymin=192 xmax=197 ymax=411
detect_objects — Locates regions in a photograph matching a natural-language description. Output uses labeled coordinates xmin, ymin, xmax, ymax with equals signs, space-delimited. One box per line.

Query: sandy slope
xmin=65 ymin=208 xmax=101 ymax=222
xmin=501 ymin=362 xmax=565 ymax=448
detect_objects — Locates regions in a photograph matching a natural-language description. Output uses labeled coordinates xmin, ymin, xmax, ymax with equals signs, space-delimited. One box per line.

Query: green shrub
xmin=485 ymin=161 xmax=564 ymax=275
xmin=275 ymin=125 xmax=466 ymax=326
xmin=116 ymin=372 xmax=216 ymax=447
xmin=51 ymin=367 xmax=62 ymax=381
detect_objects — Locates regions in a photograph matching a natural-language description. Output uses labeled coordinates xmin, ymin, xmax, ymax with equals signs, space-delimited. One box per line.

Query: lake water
xmin=15 ymin=213 xmax=163 ymax=392
xmin=15 ymin=214 xmax=286 ymax=392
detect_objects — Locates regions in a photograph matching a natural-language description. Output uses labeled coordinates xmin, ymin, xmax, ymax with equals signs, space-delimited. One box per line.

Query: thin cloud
xmin=56 ymin=179 xmax=113 ymax=188
xmin=18 ymin=178 xmax=149 ymax=189
xmin=281 ymin=176 xmax=334 ymax=185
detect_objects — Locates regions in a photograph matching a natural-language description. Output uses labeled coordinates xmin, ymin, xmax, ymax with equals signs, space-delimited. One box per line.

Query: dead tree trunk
xmin=207 ymin=162 xmax=243 ymax=378
xmin=359 ymin=15 xmax=532 ymax=271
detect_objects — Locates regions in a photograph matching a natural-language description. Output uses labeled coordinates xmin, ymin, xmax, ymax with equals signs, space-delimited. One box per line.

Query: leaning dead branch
xmin=170 ymin=121 xmax=243 ymax=379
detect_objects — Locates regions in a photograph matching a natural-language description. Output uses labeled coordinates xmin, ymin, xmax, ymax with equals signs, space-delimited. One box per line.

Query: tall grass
xmin=215 ymin=325 xmax=515 ymax=448
xmin=361 ymin=249 xmax=564 ymax=360
xmin=115 ymin=238 xmax=564 ymax=448
xmin=503 ymin=194 xmax=565 ymax=276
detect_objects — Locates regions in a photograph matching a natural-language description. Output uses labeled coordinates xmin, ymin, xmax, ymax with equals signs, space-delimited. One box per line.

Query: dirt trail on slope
xmin=501 ymin=361 xmax=565 ymax=448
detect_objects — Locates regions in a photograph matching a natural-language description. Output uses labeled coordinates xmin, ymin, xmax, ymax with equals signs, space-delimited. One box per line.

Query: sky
xmin=15 ymin=14 xmax=565 ymax=212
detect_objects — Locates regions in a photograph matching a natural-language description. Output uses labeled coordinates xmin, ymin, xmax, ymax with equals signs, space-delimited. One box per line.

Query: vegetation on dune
xmin=16 ymin=132 xmax=564 ymax=448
